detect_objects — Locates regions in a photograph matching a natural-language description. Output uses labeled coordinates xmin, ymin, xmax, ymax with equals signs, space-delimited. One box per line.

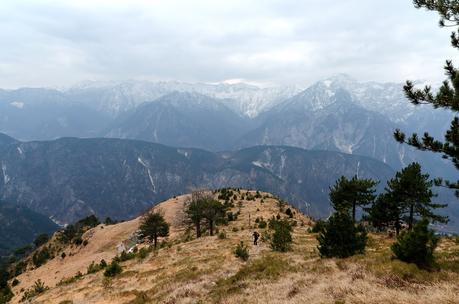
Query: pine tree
xmin=139 ymin=211 xmax=169 ymax=248
xmin=202 ymin=199 xmax=225 ymax=236
xmin=391 ymin=218 xmax=439 ymax=269
xmin=317 ymin=212 xmax=367 ymax=258
xmin=367 ymin=193 xmax=401 ymax=233
xmin=330 ymin=175 xmax=377 ymax=222
xmin=386 ymin=163 xmax=447 ymax=230
xmin=270 ymin=219 xmax=293 ymax=252
xmin=395 ymin=0 xmax=459 ymax=197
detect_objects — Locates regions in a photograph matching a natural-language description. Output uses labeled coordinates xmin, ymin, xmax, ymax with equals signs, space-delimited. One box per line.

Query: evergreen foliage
xmin=330 ymin=175 xmax=377 ymax=222
xmin=139 ymin=211 xmax=169 ymax=248
xmin=33 ymin=234 xmax=49 ymax=248
xmin=104 ymin=260 xmax=122 ymax=277
xmin=317 ymin=212 xmax=367 ymax=258
xmin=391 ymin=219 xmax=439 ymax=269
xmin=234 ymin=241 xmax=249 ymax=261
xmin=385 ymin=163 xmax=447 ymax=230
xmin=367 ymin=193 xmax=401 ymax=232
xmin=395 ymin=0 xmax=459 ymax=196
xmin=269 ymin=219 xmax=293 ymax=252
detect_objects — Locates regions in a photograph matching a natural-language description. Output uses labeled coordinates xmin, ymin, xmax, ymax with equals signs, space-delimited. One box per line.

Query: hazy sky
xmin=0 ymin=0 xmax=456 ymax=88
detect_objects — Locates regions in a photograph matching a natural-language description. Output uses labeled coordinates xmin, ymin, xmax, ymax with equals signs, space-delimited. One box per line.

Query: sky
xmin=0 ymin=0 xmax=457 ymax=89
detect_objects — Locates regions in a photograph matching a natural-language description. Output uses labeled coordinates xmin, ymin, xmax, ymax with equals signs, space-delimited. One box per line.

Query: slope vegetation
xmin=8 ymin=190 xmax=459 ymax=304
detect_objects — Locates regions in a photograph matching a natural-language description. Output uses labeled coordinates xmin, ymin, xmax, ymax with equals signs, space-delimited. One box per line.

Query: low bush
xmin=234 ymin=241 xmax=249 ymax=261
xmin=104 ymin=261 xmax=122 ymax=277
xmin=391 ymin=219 xmax=438 ymax=269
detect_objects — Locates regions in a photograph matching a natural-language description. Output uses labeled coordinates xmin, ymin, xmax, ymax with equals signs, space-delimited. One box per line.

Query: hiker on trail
xmin=253 ymin=231 xmax=260 ymax=245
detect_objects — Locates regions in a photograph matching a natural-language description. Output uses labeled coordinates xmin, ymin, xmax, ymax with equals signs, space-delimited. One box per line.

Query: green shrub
xmin=137 ymin=247 xmax=152 ymax=259
xmin=104 ymin=261 xmax=122 ymax=277
xmin=11 ymin=278 xmax=19 ymax=287
xmin=285 ymin=208 xmax=293 ymax=218
xmin=119 ymin=251 xmax=136 ymax=262
xmin=87 ymin=261 xmax=105 ymax=274
xmin=234 ymin=241 xmax=249 ymax=261
xmin=317 ymin=212 xmax=367 ymax=258
xmin=32 ymin=247 xmax=51 ymax=267
xmin=33 ymin=234 xmax=49 ymax=248
xmin=270 ymin=219 xmax=293 ymax=252
xmin=391 ymin=219 xmax=438 ymax=269
xmin=33 ymin=279 xmax=48 ymax=293
xmin=258 ymin=220 xmax=267 ymax=229
xmin=311 ymin=220 xmax=326 ymax=233
xmin=218 ymin=231 xmax=227 ymax=239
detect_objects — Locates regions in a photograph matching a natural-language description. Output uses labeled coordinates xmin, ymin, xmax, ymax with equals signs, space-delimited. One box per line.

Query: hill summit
xmin=8 ymin=189 xmax=459 ymax=304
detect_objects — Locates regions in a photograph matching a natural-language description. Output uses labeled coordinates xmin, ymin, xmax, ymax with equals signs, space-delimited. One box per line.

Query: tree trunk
xmin=196 ymin=221 xmax=201 ymax=238
xmin=409 ymin=204 xmax=414 ymax=230
xmin=352 ymin=202 xmax=356 ymax=223
xmin=209 ymin=220 xmax=214 ymax=236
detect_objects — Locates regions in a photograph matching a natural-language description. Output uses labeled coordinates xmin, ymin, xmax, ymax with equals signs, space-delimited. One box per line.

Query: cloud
xmin=0 ymin=0 xmax=456 ymax=88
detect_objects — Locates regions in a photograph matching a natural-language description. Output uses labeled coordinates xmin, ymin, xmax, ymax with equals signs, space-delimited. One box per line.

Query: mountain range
xmin=0 ymin=134 xmax=394 ymax=225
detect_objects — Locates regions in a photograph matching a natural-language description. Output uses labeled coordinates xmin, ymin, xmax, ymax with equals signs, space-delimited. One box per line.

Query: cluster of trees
xmin=184 ymin=191 xmax=226 ymax=238
xmin=317 ymin=162 xmax=447 ymax=268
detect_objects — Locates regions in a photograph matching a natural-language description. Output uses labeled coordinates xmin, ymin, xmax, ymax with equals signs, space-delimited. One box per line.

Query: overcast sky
xmin=0 ymin=0 xmax=456 ymax=88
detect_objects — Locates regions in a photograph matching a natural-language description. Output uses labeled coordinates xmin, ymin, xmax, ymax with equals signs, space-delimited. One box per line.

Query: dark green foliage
xmin=227 ymin=212 xmax=238 ymax=222
xmin=218 ymin=231 xmax=227 ymax=239
xmin=33 ymin=234 xmax=49 ymax=248
xmin=0 ymin=263 xmax=13 ymax=304
xmin=395 ymin=0 xmax=459 ymax=196
xmin=118 ymin=251 xmax=137 ymax=262
xmin=317 ymin=212 xmax=367 ymax=258
xmin=137 ymin=247 xmax=151 ymax=259
xmin=258 ymin=219 xmax=267 ymax=229
xmin=270 ymin=219 xmax=293 ymax=252
xmin=104 ymin=261 xmax=122 ymax=277
xmin=202 ymin=199 xmax=226 ymax=236
xmin=61 ymin=252 xmax=66 ymax=259
xmin=139 ymin=212 xmax=169 ymax=248
xmin=385 ymin=163 xmax=447 ymax=231
xmin=104 ymin=217 xmax=116 ymax=225
xmin=32 ymin=247 xmax=51 ymax=267
xmin=311 ymin=219 xmax=326 ymax=233
xmin=76 ymin=215 xmax=100 ymax=229
xmin=11 ymin=279 xmax=19 ymax=287
xmin=58 ymin=215 xmax=100 ymax=245
xmin=33 ymin=279 xmax=47 ymax=293
xmin=391 ymin=219 xmax=439 ymax=269
xmin=285 ymin=208 xmax=293 ymax=218
xmin=87 ymin=260 xmax=107 ymax=274
xmin=234 ymin=241 xmax=249 ymax=261
xmin=14 ymin=245 xmax=32 ymax=257
xmin=218 ymin=188 xmax=234 ymax=201
xmin=0 ymin=202 xmax=58 ymax=257
xmin=367 ymin=193 xmax=401 ymax=232
xmin=185 ymin=192 xmax=226 ymax=237
xmin=330 ymin=175 xmax=377 ymax=222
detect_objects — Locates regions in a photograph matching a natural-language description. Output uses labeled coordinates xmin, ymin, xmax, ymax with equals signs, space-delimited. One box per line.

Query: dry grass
xmin=9 ymin=190 xmax=459 ymax=304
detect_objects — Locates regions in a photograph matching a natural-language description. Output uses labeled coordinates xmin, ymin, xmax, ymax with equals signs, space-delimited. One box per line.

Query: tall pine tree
xmin=330 ymin=175 xmax=377 ymax=222
xmin=395 ymin=0 xmax=459 ymax=197
xmin=385 ymin=163 xmax=447 ymax=230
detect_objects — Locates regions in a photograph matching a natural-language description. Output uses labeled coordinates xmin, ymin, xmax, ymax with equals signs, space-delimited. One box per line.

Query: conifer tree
xmin=330 ymin=175 xmax=377 ymax=222
xmin=367 ymin=193 xmax=401 ymax=233
xmin=385 ymin=163 xmax=447 ymax=230
xmin=139 ymin=211 xmax=169 ymax=248
xmin=317 ymin=212 xmax=367 ymax=258
xmin=202 ymin=199 xmax=225 ymax=236
xmin=391 ymin=218 xmax=439 ymax=269
xmin=395 ymin=0 xmax=459 ymax=197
